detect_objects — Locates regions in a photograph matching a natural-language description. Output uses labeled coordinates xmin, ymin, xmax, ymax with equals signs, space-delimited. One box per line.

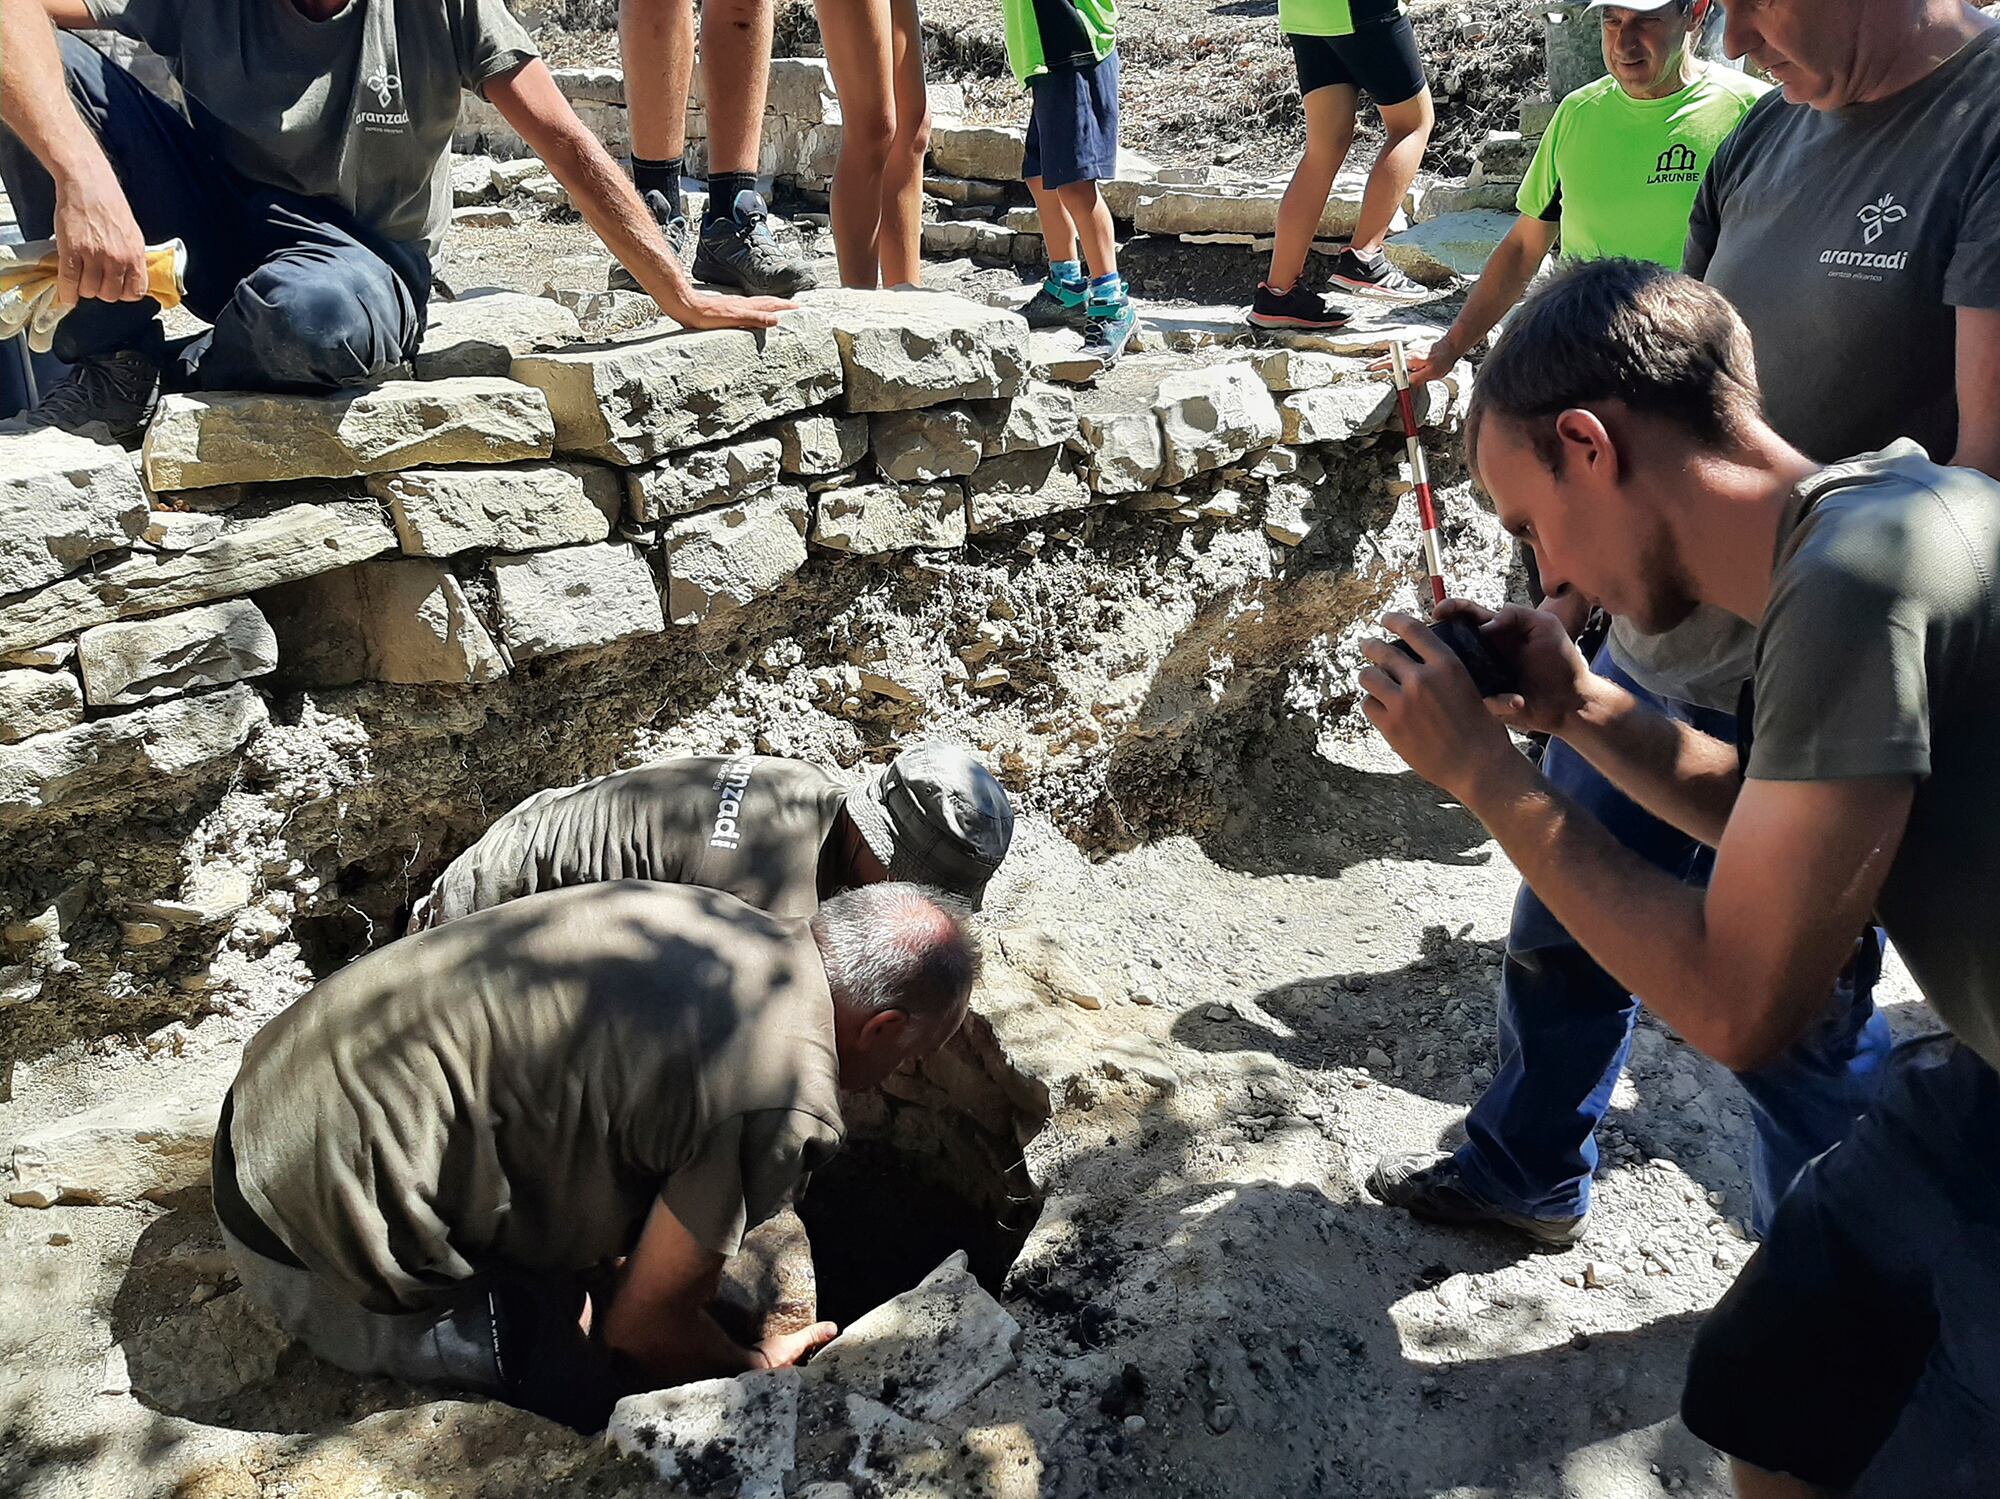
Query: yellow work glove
xmin=0 ymin=237 xmax=187 ymax=353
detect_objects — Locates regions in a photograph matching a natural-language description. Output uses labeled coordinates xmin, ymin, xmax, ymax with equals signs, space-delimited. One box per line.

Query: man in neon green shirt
xmin=1404 ymin=0 xmax=1765 ymax=383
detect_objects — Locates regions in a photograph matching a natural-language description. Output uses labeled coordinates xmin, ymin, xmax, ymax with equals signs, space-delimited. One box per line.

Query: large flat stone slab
xmin=0 ymin=683 xmax=268 ymax=822
xmin=812 ymin=1253 xmax=1022 ymax=1423
xmin=0 ymin=501 xmax=397 ymax=657
xmin=805 ymin=290 xmax=1031 ymax=413
xmin=372 ymin=460 xmax=622 ymax=554
xmin=660 ymin=485 xmax=810 ymax=625
xmin=490 ymin=541 xmax=665 ymax=662
xmin=7 ymin=1071 xmax=225 ymax=1206
xmin=1133 ymin=175 xmax=1373 ymax=240
xmin=77 ymin=599 xmax=278 ymax=707
xmin=607 ymin=1369 xmax=800 ymax=1499
xmin=512 ymin=315 xmax=843 ymax=463
xmin=413 ymin=289 xmax=585 ymax=379
xmin=1384 ymin=210 xmax=1514 ymax=283
xmin=928 ymin=122 xmax=1026 ymax=182
xmin=1153 ymin=364 xmax=1283 ymax=485
xmin=141 ymin=378 xmax=555 ymax=491
xmin=263 ymin=559 xmax=507 ymax=685
xmin=811 ymin=481 xmax=967 ymax=554
xmin=0 ymin=428 xmax=148 ymax=596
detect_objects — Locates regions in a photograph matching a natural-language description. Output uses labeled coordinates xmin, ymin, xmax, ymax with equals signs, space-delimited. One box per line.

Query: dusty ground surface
xmin=539 ymin=0 xmax=1545 ymax=178
xmin=0 ymin=720 xmax=1932 ymax=1498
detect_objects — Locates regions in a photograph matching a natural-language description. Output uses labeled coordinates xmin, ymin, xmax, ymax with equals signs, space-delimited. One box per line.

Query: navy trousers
xmin=1452 ymin=645 xmax=1893 ymax=1232
xmin=0 ymin=33 xmax=428 ymax=392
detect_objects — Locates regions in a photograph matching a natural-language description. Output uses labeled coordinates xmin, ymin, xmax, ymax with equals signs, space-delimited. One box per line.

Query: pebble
xmin=1205 ymin=1403 xmax=1237 ymax=1434
xmin=1364 ymin=1046 xmax=1393 ymax=1070
xmin=46 ymin=1232 xmax=70 ymax=1247
xmin=1123 ymin=1415 xmax=1146 ymax=1433
xmin=1583 ymin=1261 xmax=1625 ymax=1289
xmin=1205 ymin=1005 xmax=1233 ymax=1022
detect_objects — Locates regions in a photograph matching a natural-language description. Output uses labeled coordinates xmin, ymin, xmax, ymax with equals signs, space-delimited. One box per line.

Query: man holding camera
xmin=1370 ymin=0 xmax=2000 ymax=1246
xmin=1363 ymin=256 xmax=2000 ymax=1498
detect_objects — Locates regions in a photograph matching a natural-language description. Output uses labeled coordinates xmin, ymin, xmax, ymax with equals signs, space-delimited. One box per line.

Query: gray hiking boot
xmin=609 ymin=188 xmax=697 ymax=293
xmin=1367 ymin=1151 xmax=1587 ymax=1248
xmin=692 ymin=189 xmax=818 ymax=296
xmin=23 ymin=341 xmax=163 ymax=446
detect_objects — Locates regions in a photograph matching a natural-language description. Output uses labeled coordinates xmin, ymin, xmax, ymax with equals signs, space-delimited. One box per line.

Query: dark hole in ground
xmin=798 ymin=1139 xmax=1036 ymax=1327
xmin=796 ymin=1109 xmax=1042 ymax=1327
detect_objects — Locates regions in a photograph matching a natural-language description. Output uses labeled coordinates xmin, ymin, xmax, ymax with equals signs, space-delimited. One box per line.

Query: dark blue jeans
xmin=1453 ymin=646 xmax=1893 ymax=1231
xmin=0 ymin=33 xmax=428 ymax=392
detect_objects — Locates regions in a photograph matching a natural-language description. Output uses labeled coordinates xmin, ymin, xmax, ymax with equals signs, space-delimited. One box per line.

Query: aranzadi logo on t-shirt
xmin=355 ymin=70 xmax=411 ymax=132
xmin=1820 ymin=193 xmax=1911 ymax=278
xmin=1648 ymin=143 xmax=1701 ymax=186
xmin=708 ymin=755 xmax=758 ymax=850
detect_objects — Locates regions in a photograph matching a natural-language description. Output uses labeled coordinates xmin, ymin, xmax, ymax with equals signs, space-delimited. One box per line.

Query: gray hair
xmin=812 ymin=882 xmax=982 ymax=1024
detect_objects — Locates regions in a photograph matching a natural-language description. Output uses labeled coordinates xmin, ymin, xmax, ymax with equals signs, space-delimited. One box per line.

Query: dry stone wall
xmin=0 ymin=279 xmax=1488 ymax=1082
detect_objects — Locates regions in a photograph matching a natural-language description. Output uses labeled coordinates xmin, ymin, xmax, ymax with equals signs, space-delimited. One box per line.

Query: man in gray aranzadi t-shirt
xmin=0 ymin=0 xmax=794 ymax=441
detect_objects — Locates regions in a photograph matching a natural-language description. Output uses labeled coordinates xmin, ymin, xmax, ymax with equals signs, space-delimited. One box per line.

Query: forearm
xmin=1435 ymin=233 xmax=1545 ymax=362
xmin=1463 ymin=754 xmax=1759 ymax=1065
xmin=0 ymin=0 xmax=114 ymax=185
xmin=533 ymin=112 xmax=699 ymax=315
xmin=604 ymin=1298 xmax=764 ymax=1386
xmin=1556 ymin=676 xmax=1744 ymax=847
xmin=491 ymin=61 xmax=699 ymax=318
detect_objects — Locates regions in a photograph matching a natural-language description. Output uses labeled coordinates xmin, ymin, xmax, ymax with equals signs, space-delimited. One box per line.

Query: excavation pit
xmin=797 ymin=1029 xmax=1047 ymax=1328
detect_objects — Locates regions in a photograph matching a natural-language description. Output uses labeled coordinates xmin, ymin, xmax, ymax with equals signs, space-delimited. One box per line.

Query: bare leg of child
xmin=1351 ymin=89 xmax=1434 ymax=257
xmin=1266 ymin=83 xmax=1359 ymax=294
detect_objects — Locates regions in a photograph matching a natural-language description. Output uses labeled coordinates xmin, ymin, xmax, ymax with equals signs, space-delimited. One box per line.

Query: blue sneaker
xmin=1083 ymin=284 xmax=1138 ymax=366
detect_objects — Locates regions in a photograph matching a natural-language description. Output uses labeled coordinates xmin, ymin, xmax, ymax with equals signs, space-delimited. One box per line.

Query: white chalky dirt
xmin=0 ymin=720 xmax=1929 ymax=1497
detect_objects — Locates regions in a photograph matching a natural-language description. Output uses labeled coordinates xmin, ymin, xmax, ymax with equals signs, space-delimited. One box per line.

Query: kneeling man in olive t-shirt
xmin=213 ymin=880 xmax=978 ymax=1431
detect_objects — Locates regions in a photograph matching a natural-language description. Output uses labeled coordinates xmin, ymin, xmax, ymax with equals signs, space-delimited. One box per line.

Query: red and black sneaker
xmin=1247 ymin=280 xmax=1352 ymax=331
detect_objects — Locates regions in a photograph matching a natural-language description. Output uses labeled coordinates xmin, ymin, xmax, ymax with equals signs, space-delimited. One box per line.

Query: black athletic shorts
xmin=1681 ymin=1037 xmax=2000 ymax=1494
xmin=1287 ymin=15 xmax=1427 ymax=107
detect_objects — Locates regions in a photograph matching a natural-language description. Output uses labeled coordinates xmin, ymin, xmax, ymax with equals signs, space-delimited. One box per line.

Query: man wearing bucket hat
xmin=410 ymin=743 xmax=1014 ymax=929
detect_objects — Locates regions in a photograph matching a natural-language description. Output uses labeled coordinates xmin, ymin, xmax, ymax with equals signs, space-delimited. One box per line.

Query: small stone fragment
xmin=0 ymin=668 xmax=84 ymax=742
xmin=771 ymin=411 xmax=870 ymax=476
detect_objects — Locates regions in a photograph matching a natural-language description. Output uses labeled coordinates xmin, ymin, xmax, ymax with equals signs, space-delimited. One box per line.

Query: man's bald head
xmin=813 ymin=883 xmax=981 ymax=1088
xmin=1720 ymin=0 xmax=1989 ymax=110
